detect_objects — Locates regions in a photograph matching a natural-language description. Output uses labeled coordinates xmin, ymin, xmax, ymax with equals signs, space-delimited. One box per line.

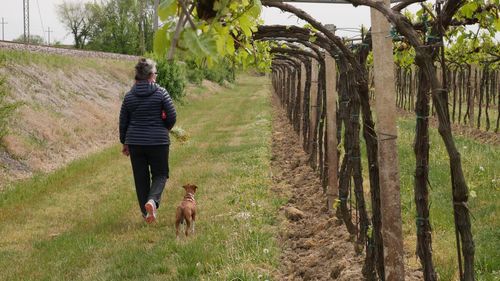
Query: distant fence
xmin=369 ymin=65 xmax=500 ymax=133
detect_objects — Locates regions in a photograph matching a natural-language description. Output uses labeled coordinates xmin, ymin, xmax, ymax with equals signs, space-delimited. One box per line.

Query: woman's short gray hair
xmin=135 ymin=58 xmax=157 ymax=80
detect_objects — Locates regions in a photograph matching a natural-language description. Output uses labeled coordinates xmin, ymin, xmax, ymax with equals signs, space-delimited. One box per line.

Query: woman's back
xmin=119 ymin=81 xmax=176 ymax=145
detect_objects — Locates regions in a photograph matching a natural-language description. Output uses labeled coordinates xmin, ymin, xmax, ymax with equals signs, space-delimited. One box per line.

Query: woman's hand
xmin=122 ymin=144 xmax=130 ymax=156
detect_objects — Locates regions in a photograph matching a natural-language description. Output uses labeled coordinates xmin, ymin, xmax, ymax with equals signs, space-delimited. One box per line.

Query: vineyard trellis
xmin=259 ymin=2 xmax=386 ymax=277
xmin=156 ymin=0 xmax=497 ymax=280
xmin=262 ymin=0 xmax=494 ymax=280
xmin=392 ymin=65 xmax=500 ymax=132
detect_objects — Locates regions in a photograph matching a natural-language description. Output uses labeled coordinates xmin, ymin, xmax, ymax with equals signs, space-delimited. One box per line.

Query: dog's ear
xmin=182 ymin=184 xmax=188 ymax=190
xmin=192 ymin=184 xmax=198 ymax=191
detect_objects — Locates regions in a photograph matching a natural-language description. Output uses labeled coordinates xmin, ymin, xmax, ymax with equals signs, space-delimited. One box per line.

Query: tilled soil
xmin=271 ymin=96 xmax=423 ymax=280
xmin=271 ymin=96 xmax=364 ymax=281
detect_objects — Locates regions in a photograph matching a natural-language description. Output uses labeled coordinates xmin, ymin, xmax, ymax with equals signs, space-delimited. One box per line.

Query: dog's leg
xmin=175 ymin=207 xmax=183 ymax=239
xmin=175 ymin=221 xmax=180 ymax=239
xmin=185 ymin=218 xmax=191 ymax=237
xmin=183 ymin=208 xmax=193 ymax=237
xmin=191 ymin=213 xmax=196 ymax=234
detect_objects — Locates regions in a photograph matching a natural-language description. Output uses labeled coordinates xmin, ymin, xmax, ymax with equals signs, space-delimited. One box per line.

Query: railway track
xmin=0 ymin=40 xmax=139 ymax=61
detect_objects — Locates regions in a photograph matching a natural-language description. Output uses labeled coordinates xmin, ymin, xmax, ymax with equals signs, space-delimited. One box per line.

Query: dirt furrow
xmin=271 ymin=95 xmax=364 ymax=281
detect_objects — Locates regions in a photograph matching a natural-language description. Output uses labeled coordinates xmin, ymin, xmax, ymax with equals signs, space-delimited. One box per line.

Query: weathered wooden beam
xmin=370 ymin=0 xmax=405 ymax=280
xmin=324 ymin=53 xmax=338 ymax=210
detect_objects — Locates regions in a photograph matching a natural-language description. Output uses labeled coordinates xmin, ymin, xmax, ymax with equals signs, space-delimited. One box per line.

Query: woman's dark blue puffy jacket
xmin=119 ymin=81 xmax=176 ymax=145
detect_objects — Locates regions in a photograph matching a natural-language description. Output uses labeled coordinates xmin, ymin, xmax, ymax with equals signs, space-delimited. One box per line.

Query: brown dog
xmin=175 ymin=184 xmax=198 ymax=238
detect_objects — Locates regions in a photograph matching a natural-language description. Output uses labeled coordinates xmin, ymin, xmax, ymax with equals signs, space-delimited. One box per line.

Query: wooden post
xmin=469 ymin=65 xmax=476 ymax=127
xmin=294 ymin=68 xmax=301 ymax=131
xmin=309 ymin=60 xmax=319 ymax=154
xmin=370 ymin=3 xmax=405 ymax=280
xmin=325 ymin=54 xmax=338 ymax=209
xmin=299 ymin=62 xmax=307 ymax=145
xmin=281 ymin=67 xmax=285 ymax=101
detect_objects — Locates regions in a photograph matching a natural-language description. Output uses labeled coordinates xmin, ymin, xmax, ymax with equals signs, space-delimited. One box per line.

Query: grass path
xmin=0 ymin=75 xmax=279 ymax=280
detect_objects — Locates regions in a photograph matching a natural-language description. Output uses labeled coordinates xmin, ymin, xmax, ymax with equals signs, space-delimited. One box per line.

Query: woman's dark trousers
xmin=129 ymin=145 xmax=169 ymax=216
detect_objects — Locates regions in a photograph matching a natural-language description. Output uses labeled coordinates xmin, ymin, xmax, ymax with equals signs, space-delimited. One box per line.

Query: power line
xmin=36 ymin=0 xmax=45 ymax=40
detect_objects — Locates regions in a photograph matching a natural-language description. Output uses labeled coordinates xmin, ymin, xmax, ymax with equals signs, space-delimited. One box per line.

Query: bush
xmin=151 ymin=56 xmax=186 ymax=101
xmin=184 ymin=59 xmax=235 ymax=85
xmin=144 ymin=54 xmax=235 ymax=101
xmin=204 ymin=59 xmax=235 ymax=85
xmin=185 ymin=60 xmax=204 ymax=85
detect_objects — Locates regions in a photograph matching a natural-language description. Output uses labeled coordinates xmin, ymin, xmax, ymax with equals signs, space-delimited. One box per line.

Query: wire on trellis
xmin=377 ymin=131 xmax=398 ymax=141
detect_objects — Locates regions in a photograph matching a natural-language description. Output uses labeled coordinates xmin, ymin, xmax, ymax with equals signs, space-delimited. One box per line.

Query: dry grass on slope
xmin=0 ymin=50 xmax=134 ymax=185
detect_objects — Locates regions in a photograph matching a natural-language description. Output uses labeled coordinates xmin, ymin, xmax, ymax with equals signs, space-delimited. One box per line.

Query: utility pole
xmin=1 ymin=17 xmax=7 ymax=41
xmin=46 ymin=27 xmax=53 ymax=45
xmin=23 ymin=0 xmax=30 ymax=43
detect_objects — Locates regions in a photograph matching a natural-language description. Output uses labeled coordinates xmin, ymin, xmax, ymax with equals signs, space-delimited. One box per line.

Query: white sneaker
xmin=145 ymin=199 xmax=157 ymax=224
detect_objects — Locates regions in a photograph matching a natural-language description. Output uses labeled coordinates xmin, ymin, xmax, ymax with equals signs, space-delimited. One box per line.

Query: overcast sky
xmin=0 ymin=0 xmax=69 ymax=43
xmin=0 ymin=0 xmax=377 ymax=45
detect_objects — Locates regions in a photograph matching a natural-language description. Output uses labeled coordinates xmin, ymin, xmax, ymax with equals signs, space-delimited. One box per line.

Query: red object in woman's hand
xmin=161 ymin=110 xmax=167 ymax=120
xmin=122 ymin=144 xmax=130 ymax=156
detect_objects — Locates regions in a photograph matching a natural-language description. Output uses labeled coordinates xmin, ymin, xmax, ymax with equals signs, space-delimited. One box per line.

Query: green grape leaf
xmin=158 ymin=0 xmax=178 ymax=21
xmin=181 ymin=29 xmax=217 ymax=58
xmin=215 ymin=30 xmax=235 ymax=56
xmin=460 ymin=2 xmax=478 ymax=19
xmin=229 ymin=1 xmax=239 ymax=11
xmin=247 ymin=0 xmax=262 ymax=18
xmin=154 ymin=25 xmax=172 ymax=57
xmin=215 ymin=37 xmax=225 ymax=55
xmin=238 ymin=14 xmax=253 ymax=37
xmin=225 ymin=35 xmax=235 ymax=55
xmin=213 ymin=0 xmax=223 ymax=11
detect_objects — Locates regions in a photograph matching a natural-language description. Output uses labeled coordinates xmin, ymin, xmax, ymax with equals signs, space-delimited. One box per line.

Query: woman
xmin=119 ymin=58 xmax=176 ymax=223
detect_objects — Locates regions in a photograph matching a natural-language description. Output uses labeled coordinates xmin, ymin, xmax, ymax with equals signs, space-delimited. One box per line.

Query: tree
xmin=56 ymin=0 xmax=93 ymax=49
xmin=85 ymin=0 xmax=155 ymax=55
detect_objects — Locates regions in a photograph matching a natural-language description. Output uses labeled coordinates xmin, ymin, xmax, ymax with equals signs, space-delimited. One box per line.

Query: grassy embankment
xmin=0 ymin=74 xmax=280 ymax=280
xmin=0 ymin=50 xmax=133 ymax=184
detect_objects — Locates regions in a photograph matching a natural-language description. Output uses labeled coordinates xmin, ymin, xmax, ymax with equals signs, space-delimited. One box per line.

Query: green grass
xmin=395 ymin=117 xmax=499 ymax=280
xmin=0 ymin=74 xmax=278 ymax=280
